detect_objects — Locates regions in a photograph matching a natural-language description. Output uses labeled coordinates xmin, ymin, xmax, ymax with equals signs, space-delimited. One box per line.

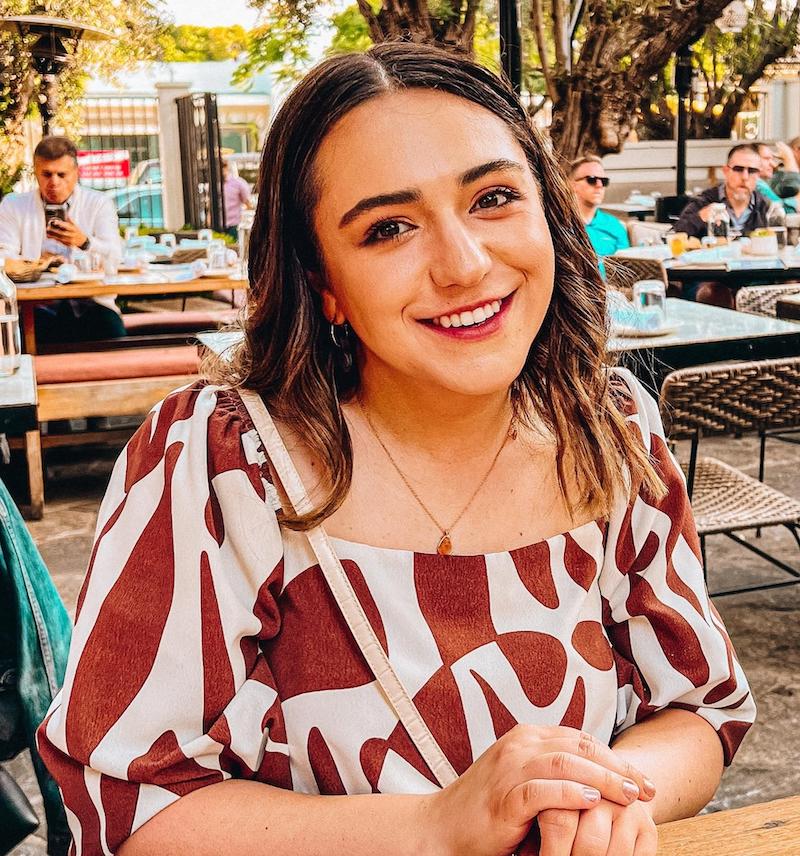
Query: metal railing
xmin=76 ymin=96 xmax=162 ymax=229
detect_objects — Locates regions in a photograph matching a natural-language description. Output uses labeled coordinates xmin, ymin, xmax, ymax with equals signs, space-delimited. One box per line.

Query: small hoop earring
xmin=330 ymin=321 xmax=354 ymax=373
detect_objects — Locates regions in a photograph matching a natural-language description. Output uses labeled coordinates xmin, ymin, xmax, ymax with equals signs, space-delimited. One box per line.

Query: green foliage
xmin=159 ymin=25 xmax=249 ymax=62
xmin=0 ymin=0 xmax=167 ymax=186
xmin=327 ymin=6 xmax=374 ymax=56
xmin=640 ymin=0 xmax=800 ymax=139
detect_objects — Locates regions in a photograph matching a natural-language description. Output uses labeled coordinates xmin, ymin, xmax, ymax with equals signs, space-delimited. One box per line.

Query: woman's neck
xmin=350 ymin=373 xmax=514 ymax=464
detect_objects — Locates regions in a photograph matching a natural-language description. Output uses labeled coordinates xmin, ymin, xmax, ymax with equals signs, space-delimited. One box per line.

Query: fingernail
xmin=643 ymin=778 xmax=657 ymax=797
xmin=583 ymin=787 xmax=601 ymax=802
xmin=622 ymin=780 xmax=640 ymax=802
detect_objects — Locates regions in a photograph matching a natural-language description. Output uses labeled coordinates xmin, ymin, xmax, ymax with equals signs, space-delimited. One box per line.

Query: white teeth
xmin=430 ymin=298 xmax=502 ymax=329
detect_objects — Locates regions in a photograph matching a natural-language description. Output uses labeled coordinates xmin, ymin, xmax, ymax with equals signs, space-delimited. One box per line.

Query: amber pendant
xmin=436 ymin=532 xmax=453 ymax=556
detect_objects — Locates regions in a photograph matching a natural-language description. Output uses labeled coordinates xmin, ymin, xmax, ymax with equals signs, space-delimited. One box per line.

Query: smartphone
xmin=44 ymin=203 xmax=68 ymax=227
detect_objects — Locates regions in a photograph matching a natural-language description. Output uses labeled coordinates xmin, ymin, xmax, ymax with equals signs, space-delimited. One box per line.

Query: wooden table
xmin=0 ymin=356 xmax=42 ymax=517
xmin=16 ymin=274 xmax=247 ymax=354
xmin=777 ymin=293 xmax=800 ymax=321
xmin=656 ymin=794 xmax=800 ymax=855
xmin=610 ymin=298 xmax=800 ymax=391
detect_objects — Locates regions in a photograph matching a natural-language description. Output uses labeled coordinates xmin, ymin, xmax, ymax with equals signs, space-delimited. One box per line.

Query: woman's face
xmin=311 ymin=89 xmax=555 ymax=400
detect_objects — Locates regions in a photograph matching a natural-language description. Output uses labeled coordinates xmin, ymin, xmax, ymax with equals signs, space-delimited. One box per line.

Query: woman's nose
xmin=429 ymin=218 xmax=492 ymax=289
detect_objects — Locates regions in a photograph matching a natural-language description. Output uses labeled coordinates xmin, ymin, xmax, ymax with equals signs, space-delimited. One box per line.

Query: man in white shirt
xmin=0 ymin=136 xmax=124 ymax=343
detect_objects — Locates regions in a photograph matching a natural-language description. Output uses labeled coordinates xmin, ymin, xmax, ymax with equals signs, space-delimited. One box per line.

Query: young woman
xmin=38 ymin=43 xmax=754 ymax=856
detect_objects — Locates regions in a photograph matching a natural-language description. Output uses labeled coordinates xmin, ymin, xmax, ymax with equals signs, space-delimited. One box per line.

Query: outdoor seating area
xmin=3 ymin=1 xmax=800 ymax=855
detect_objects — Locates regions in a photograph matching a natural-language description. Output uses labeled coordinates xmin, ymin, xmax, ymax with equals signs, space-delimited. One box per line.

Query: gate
xmin=176 ymin=93 xmax=226 ymax=232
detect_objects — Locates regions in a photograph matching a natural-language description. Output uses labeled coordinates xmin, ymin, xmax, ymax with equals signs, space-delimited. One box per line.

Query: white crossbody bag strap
xmin=239 ymin=389 xmax=458 ymax=788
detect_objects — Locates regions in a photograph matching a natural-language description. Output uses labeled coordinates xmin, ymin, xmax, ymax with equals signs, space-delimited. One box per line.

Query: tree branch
xmin=531 ymin=0 xmax=559 ymax=103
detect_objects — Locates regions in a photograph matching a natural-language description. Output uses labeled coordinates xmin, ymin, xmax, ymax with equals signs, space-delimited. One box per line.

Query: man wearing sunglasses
xmin=673 ymin=144 xmax=774 ymax=306
xmin=569 ymin=156 xmax=629 ymax=267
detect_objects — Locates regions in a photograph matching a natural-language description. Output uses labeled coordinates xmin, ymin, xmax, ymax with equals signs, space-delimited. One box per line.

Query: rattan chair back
xmin=604 ymin=257 xmax=668 ymax=300
xmin=660 ymin=357 xmax=800 ymax=441
xmin=735 ymin=283 xmax=800 ymax=317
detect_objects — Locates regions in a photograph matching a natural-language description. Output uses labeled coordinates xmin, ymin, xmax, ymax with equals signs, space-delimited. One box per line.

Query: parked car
xmin=106 ymin=184 xmax=164 ymax=228
xmin=128 ymin=159 xmax=162 ymax=186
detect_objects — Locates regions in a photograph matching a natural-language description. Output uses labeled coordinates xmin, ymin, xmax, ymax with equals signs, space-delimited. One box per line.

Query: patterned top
xmin=37 ymin=373 xmax=756 ymax=856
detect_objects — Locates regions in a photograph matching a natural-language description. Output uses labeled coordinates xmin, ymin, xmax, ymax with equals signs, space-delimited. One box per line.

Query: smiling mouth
xmin=426 ymin=295 xmax=509 ymax=329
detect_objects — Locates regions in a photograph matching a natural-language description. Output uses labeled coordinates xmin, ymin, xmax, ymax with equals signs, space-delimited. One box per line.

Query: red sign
xmin=77 ymin=150 xmax=131 ymax=180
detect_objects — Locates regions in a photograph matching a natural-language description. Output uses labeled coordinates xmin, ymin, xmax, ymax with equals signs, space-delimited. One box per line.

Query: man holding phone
xmin=0 ymin=136 xmax=124 ymax=343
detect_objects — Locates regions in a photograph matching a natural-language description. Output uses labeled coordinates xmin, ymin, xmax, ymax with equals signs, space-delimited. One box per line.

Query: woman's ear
xmin=320 ymin=290 xmax=346 ymax=325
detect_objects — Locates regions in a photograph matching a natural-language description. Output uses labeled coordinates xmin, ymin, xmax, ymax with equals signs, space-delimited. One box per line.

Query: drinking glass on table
xmin=197 ymin=228 xmax=213 ymax=244
xmin=207 ymin=240 xmax=228 ymax=270
xmin=633 ymin=279 xmax=667 ymax=329
xmin=159 ymin=233 xmax=177 ymax=253
xmin=668 ymin=231 xmax=688 ymax=257
xmin=123 ymin=226 xmax=138 ymax=245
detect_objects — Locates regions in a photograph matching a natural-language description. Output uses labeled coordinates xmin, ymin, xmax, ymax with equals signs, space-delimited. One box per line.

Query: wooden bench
xmin=22 ymin=346 xmax=200 ymax=517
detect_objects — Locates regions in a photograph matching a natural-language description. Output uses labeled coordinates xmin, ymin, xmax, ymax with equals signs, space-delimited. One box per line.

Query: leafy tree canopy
xmin=0 ymin=0 xmax=166 ymax=191
xmin=158 ymin=25 xmax=250 ymax=62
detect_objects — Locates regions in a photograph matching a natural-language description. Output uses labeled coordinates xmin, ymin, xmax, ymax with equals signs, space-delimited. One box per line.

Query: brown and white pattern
xmin=37 ymin=372 xmax=755 ymax=855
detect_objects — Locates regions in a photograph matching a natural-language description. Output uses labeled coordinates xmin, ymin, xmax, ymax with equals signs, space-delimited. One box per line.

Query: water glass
xmin=207 ymin=242 xmax=228 ymax=270
xmin=123 ymin=226 xmax=138 ymax=245
xmin=197 ymin=228 xmax=214 ymax=244
xmin=159 ymin=233 xmax=177 ymax=252
xmin=633 ymin=279 xmax=667 ymax=329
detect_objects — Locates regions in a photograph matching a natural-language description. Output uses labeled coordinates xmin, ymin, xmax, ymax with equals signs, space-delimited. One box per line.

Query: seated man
xmin=756 ymin=141 xmax=800 ymax=213
xmin=568 ymin=156 xmax=629 ymax=270
xmin=0 ymin=136 xmax=124 ymax=344
xmin=673 ymin=143 xmax=770 ymax=306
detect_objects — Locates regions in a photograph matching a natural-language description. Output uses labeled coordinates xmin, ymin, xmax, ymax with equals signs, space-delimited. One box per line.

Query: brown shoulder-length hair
xmin=210 ymin=41 xmax=664 ymax=529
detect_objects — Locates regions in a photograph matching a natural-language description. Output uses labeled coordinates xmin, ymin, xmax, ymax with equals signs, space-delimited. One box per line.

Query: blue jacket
xmin=0 ymin=478 xmax=72 ymax=854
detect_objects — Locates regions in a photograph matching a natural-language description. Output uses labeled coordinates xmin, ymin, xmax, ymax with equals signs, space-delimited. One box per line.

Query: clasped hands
xmin=427 ymin=725 xmax=658 ymax=856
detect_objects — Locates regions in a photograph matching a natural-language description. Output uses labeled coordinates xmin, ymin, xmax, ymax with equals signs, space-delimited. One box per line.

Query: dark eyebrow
xmin=459 ymin=159 xmax=525 ymax=186
xmin=339 ymin=190 xmax=421 ymax=229
xmin=338 ymin=159 xmax=526 ymax=230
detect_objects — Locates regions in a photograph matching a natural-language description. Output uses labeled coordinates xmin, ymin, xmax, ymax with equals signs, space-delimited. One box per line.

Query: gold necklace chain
xmin=356 ymin=398 xmax=514 ymax=556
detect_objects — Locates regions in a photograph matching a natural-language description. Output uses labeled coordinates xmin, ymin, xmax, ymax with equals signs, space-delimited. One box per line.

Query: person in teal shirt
xmin=569 ymin=155 xmax=629 ymax=275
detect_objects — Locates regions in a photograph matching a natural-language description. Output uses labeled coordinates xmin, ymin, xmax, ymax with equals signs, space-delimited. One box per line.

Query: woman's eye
xmin=474 ymin=188 xmax=521 ymax=210
xmin=365 ymin=219 xmax=413 ymax=244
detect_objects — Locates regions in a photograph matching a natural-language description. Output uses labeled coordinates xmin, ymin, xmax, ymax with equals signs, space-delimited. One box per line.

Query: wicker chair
xmin=735 ymin=283 xmax=800 ymax=317
xmin=604 ymin=256 xmax=668 ymax=300
xmin=735 ymin=284 xmax=800 ymax=484
xmin=660 ymin=356 xmax=800 ymax=596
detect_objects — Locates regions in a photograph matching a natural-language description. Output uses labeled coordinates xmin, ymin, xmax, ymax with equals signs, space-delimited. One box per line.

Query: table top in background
xmin=609 ymin=298 xmax=800 ymax=353
xmin=15 ymin=274 xmax=247 ymax=301
xmin=0 ymin=355 xmax=36 ymax=408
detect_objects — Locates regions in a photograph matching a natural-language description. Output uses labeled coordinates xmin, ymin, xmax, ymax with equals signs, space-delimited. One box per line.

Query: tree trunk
xmin=537 ymin=0 xmax=734 ymax=157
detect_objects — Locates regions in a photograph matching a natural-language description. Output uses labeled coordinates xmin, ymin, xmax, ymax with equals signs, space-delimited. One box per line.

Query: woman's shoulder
xmin=606 ymin=367 xmax=666 ymax=453
xmin=124 ymin=381 xmax=280 ymax=502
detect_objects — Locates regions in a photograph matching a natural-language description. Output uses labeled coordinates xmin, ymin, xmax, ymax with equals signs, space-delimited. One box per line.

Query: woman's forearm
xmin=610 ymin=708 xmax=724 ymax=824
xmin=119 ymin=779 xmax=443 ymax=856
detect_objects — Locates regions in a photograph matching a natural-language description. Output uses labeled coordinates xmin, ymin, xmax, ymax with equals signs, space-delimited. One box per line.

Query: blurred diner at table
xmin=0 ymin=135 xmax=124 ymax=344
xmin=673 ymin=144 xmax=771 ymax=307
xmin=569 ymin=156 xmax=630 ymax=269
